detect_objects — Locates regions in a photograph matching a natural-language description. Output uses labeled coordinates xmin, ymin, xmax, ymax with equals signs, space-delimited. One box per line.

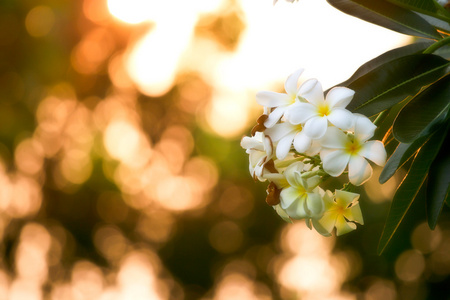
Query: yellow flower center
xmin=317 ymin=103 xmax=330 ymax=117
xmin=289 ymin=94 xmax=297 ymax=104
xmin=345 ymin=140 xmax=362 ymax=155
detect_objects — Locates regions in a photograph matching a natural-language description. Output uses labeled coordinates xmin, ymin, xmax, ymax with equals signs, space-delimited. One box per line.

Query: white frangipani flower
xmin=265 ymin=122 xmax=314 ymax=160
xmin=255 ymin=68 xmax=305 ymax=128
xmin=285 ymin=83 xmax=355 ymax=139
xmin=312 ymin=190 xmax=364 ymax=236
xmin=279 ymin=162 xmax=324 ymax=220
xmin=240 ymin=132 xmax=273 ymax=181
xmin=320 ymin=114 xmax=387 ymax=186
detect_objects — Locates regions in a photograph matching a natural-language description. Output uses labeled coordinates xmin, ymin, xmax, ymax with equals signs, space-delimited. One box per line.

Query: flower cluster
xmin=241 ymin=69 xmax=387 ymax=236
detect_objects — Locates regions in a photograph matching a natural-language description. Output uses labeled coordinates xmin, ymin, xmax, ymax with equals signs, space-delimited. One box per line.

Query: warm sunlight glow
xmin=107 ymin=0 xmax=151 ymax=24
xmin=125 ymin=23 xmax=194 ymax=97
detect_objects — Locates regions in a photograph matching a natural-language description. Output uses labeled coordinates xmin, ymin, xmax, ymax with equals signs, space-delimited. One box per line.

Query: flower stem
xmin=343 ymin=182 xmax=356 ymax=192
xmin=301 ymin=169 xmax=327 ymax=178
xmin=423 ymin=35 xmax=450 ymax=54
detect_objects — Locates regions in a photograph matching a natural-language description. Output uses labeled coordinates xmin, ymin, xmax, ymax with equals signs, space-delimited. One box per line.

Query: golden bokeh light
xmin=25 ymin=6 xmax=55 ymax=38
xmin=209 ymin=221 xmax=244 ymax=253
xmin=94 ymin=225 xmax=129 ymax=262
xmin=364 ymin=278 xmax=397 ymax=300
xmin=71 ymin=261 xmax=105 ymax=299
xmin=411 ymin=222 xmax=442 ymax=254
xmin=395 ymin=250 xmax=426 ymax=282
xmin=0 ymin=0 xmax=441 ymax=299
xmin=212 ymin=273 xmax=271 ymax=300
xmin=71 ymin=28 xmax=116 ymax=75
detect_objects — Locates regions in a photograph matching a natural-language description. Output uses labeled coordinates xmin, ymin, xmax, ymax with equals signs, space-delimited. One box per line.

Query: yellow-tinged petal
xmin=335 ymin=190 xmax=359 ymax=208
xmin=274 ymin=205 xmax=293 ymax=223
xmin=312 ymin=218 xmax=332 ymax=237
xmin=335 ymin=215 xmax=357 ymax=236
xmin=318 ymin=211 xmax=339 ymax=233
xmin=344 ymin=203 xmax=364 ymax=225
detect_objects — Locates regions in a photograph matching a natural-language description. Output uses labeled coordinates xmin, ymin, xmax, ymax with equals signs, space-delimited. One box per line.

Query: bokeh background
xmin=1 ymin=0 xmax=450 ymax=299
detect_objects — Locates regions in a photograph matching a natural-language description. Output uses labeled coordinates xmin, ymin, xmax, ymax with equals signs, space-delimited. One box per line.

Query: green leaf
xmin=327 ymin=42 xmax=433 ymax=92
xmin=379 ymin=133 xmax=431 ymax=183
xmin=427 ymin=124 xmax=450 ymax=229
xmin=378 ymin=128 xmax=447 ymax=254
xmin=387 ymin=0 xmax=450 ymax=20
xmin=393 ymin=73 xmax=450 ymax=143
xmin=346 ymin=54 xmax=450 ymax=116
xmin=326 ymin=0 xmax=442 ymax=39
xmin=418 ymin=13 xmax=450 ymax=33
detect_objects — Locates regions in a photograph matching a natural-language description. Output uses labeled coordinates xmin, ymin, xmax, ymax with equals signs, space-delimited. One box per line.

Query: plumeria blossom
xmin=243 ymin=68 xmax=387 ymax=237
xmin=279 ymin=162 xmax=324 ymax=220
xmin=313 ymin=190 xmax=364 ymax=236
xmin=255 ymin=68 xmax=305 ymax=128
xmin=320 ymin=114 xmax=387 ymax=186
xmin=265 ymin=122 xmax=315 ymax=160
xmin=240 ymin=131 xmax=274 ymax=181
xmin=285 ymin=82 xmax=355 ymax=139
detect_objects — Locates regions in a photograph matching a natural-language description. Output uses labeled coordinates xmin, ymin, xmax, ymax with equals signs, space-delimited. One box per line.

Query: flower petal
xmin=284 ymin=68 xmax=304 ymax=96
xmin=353 ymin=114 xmax=376 ymax=142
xmin=348 ymin=155 xmax=373 ymax=186
xmin=274 ymin=205 xmax=293 ymax=223
xmin=327 ymin=108 xmax=354 ymax=131
xmin=344 ymin=203 xmax=364 ymax=224
xmin=326 ymin=87 xmax=355 ymax=109
xmin=256 ymin=91 xmax=291 ymax=108
xmin=359 ymin=140 xmax=387 ymax=166
xmin=335 ymin=215 xmax=357 ymax=236
xmin=335 ymin=190 xmax=359 ymax=208
xmin=293 ymin=131 xmax=312 ymax=153
xmin=318 ymin=211 xmax=338 ymax=234
xmin=305 ymin=192 xmax=324 ymax=218
xmin=322 ymin=150 xmax=350 ymax=177
xmin=305 ymin=141 xmax=322 ymax=156
xmin=298 ymin=78 xmax=324 ymax=106
xmin=286 ymin=195 xmax=309 ymax=219
xmin=319 ymin=126 xmax=348 ymax=149
xmin=304 ymin=116 xmax=328 ymax=139
xmin=312 ymin=218 xmax=332 ymax=237
xmin=264 ymin=106 xmax=288 ymax=128
xmin=265 ymin=122 xmax=294 ymax=142
xmin=285 ymin=102 xmax=317 ymax=125
xmin=276 ymin=132 xmax=295 ymax=160
xmin=280 ymin=187 xmax=299 ymax=209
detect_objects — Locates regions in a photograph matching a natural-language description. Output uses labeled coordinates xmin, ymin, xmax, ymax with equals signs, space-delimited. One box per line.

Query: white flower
xmin=285 ymin=83 xmax=355 ymax=139
xmin=255 ymin=68 xmax=305 ymax=128
xmin=312 ymin=190 xmax=364 ymax=236
xmin=279 ymin=162 xmax=324 ymax=220
xmin=240 ymin=132 xmax=273 ymax=181
xmin=265 ymin=122 xmax=316 ymax=160
xmin=320 ymin=115 xmax=387 ymax=186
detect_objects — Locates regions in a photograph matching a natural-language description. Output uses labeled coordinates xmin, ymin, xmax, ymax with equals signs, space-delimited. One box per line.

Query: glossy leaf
xmin=346 ymin=54 xmax=450 ymax=116
xmin=379 ymin=133 xmax=431 ymax=183
xmin=387 ymin=0 xmax=448 ymax=19
xmin=378 ymin=128 xmax=447 ymax=254
xmin=327 ymin=42 xmax=433 ymax=92
xmin=393 ymin=73 xmax=450 ymax=143
xmin=327 ymin=0 xmax=442 ymax=39
xmin=418 ymin=13 xmax=450 ymax=33
xmin=427 ymin=125 xmax=450 ymax=229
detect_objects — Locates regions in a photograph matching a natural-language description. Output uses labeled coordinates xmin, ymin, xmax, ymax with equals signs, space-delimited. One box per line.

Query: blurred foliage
xmin=0 ymin=0 xmax=449 ymax=300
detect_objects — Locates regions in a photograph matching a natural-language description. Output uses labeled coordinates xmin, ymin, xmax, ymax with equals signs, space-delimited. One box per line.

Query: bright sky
xmin=107 ymin=0 xmax=413 ymax=137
